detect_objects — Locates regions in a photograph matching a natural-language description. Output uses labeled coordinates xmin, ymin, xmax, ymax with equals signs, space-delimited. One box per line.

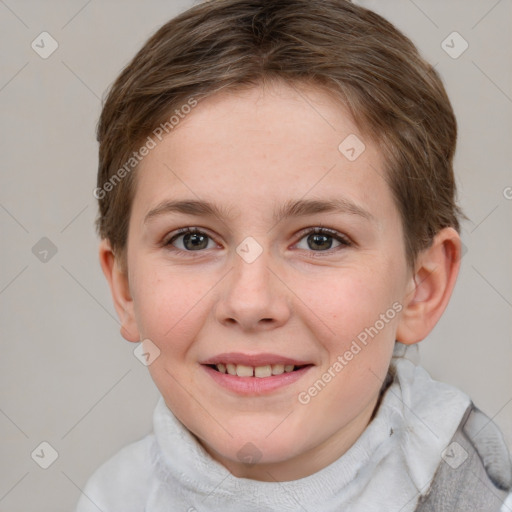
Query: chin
xmin=201 ymin=428 xmax=306 ymax=468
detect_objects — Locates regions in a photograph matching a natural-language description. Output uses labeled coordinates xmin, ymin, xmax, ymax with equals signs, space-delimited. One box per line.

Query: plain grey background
xmin=0 ymin=1 xmax=511 ymax=510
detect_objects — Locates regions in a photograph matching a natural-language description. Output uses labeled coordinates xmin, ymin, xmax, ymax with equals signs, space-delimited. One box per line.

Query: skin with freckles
xmin=99 ymin=81 xmax=461 ymax=482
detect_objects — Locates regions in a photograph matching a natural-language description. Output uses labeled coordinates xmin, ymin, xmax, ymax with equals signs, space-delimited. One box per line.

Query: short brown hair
xmin=96 ymin=0 xmax=462 ymax=269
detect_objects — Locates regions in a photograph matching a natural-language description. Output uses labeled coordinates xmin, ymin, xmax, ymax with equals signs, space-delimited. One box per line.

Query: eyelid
xmin=165 ymin=227 xmax=205 ymax=243
xmin=293 ymin=226 xmax=353 ymax=248
xmin=164 ymin=227 xmax=221 ymax=252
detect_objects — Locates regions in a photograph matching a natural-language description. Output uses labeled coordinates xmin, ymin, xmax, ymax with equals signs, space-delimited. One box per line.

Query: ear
xmin=396 ymin=227 xmax=461 ymax=344
xmin=98 ymin=239 xmax=140 ymax=343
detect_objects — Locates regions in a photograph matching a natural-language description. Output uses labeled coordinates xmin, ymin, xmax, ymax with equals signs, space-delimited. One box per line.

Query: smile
xmin=207 ymin=363 xmax=309 ymax=378
xmin=200 ymin=353 xmax=314 ymax=394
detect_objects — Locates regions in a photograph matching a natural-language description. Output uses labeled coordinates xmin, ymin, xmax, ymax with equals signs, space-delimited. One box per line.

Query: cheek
xmin=297 ymin=275 xmax=397 ymax=416
xmin=298 ymin=268 xmax=401 ymax=341
xmin=130 ymin=264 xmax=212 ymax=350
xmin=296 ymin=267 xmax=401 ymax=395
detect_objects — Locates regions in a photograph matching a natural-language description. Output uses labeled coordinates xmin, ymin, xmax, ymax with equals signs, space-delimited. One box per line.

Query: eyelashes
xmin=166 ymin=227 xmax=216 ymax=252
xmin=164 ymin=226 xmax=352 ymax=257
xmin=294 ymin=226 xmax=352 ymax=252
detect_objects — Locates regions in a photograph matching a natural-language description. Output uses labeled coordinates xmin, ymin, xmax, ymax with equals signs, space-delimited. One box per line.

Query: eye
xmin=166 ymin=228 xmax=217 ymax=252
xmin=295 ymin=227 xmax=351 ymax=253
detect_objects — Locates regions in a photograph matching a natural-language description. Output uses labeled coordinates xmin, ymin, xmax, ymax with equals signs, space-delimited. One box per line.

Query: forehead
xmin=132 ymin=82 xmax=396 ymax=227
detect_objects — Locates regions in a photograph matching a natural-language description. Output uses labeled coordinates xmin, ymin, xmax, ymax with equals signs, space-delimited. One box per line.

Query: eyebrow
xmin=144 ymin=197 xmax=374 ymax=224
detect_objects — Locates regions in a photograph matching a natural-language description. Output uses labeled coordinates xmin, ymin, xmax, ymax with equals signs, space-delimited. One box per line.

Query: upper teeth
xmin=216 ymin=363 xmax=296 ymax=377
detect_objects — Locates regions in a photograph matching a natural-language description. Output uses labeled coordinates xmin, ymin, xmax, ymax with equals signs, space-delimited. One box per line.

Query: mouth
xmin=205 ymin=363 xmax=312 ymax=378
xmin=200 ymin=352 xmax=314 ymax=377
xmin=200 ymin=352 xmax=314 ymax=394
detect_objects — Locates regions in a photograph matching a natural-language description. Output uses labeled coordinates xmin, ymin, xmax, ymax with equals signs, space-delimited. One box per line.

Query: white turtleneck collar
xmin=77 ymin=343 xmax=471 ymax=511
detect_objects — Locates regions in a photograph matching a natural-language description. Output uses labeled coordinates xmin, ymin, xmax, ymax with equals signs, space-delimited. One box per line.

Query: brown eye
xmin=307 ymin=232 xmax=334 ymax=251
xmin=295 ymin=227 xmax=351 ymax=252
xmin=167 ymin=229 xmax=215 ymax=251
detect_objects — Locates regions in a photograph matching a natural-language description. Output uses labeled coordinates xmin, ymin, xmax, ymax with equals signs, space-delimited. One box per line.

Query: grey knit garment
xmin=416 ymin=404 xmax=512 ymax=511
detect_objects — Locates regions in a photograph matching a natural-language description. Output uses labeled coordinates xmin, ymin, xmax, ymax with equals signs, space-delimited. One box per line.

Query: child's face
xmin=123 ymin=82 xmax=414 ymax=480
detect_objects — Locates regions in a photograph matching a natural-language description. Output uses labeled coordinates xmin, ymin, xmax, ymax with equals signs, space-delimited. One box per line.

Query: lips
xmin=200 ymin=352 xmax=313 ymax=379
xmin=202 ymin=360 xmax=313 ymax=395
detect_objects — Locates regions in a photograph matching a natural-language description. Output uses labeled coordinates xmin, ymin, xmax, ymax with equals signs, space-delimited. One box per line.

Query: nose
xmin=214 ymin=246 xmax=291 ymax=332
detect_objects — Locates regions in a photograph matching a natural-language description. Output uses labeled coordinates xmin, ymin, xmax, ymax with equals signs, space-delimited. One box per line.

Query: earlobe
xmin=396 ymin=227 xmax=461 ymax=345
xmin=98 ymin=239 xmax=140 ymax=343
